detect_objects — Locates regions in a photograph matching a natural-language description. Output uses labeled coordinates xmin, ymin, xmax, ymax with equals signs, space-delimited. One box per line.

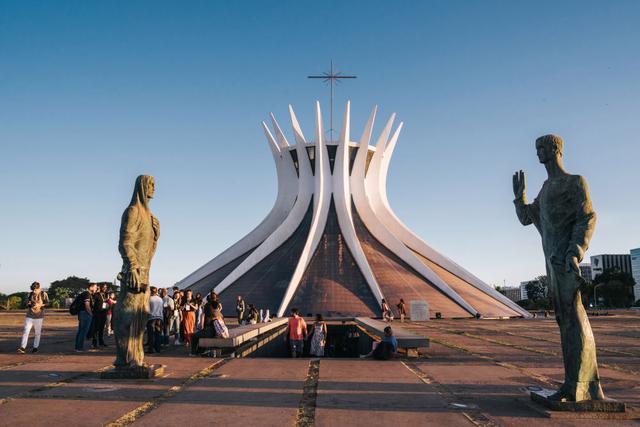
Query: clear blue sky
xmin=1 ymin=1 xmax=639 ymax=294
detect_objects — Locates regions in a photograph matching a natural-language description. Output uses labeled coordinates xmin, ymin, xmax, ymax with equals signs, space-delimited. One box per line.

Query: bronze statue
xmin=112 ymin=175 xmax=160 ymax=371
xmin=513 ymin=135 xmax=604 ymax=402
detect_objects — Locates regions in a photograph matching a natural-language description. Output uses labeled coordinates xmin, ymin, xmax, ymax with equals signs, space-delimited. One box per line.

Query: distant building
xmin=503 ymin=287 xmax=522 ymax=302
xmin=631 ymin=248 xmax=640 ymax=301
xmin=519 ymin=281 xmax=530 ymax=300
xmin=590 ymin=254 xmax=632 ymax=280
xmin=579 ymin=263 xmax=593 ymax=285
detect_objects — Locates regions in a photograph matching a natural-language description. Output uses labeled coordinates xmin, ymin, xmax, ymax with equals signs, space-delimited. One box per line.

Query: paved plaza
xmin=0 ymin=311 xmax=638 ymax=426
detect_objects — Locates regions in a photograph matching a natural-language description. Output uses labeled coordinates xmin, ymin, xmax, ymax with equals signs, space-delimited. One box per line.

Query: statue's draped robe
xmin=113 ymin=176 xmax=160 ymax=368
xmin=515 ymin=174 xmax=604 ymax=401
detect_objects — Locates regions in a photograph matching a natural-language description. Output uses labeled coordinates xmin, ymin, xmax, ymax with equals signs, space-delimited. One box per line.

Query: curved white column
xmin=331 ymin=103 xmax=384 ymax=305
xmin=372 ymin=130 xmax=530 ymax=316
xmin=353 ymin=113 xmax=478 ymax=316
xmin=277 ymin=101 xmax=332 ymax=316
xmin=176 ymin=119 xmax=298 ymax=288
xmin=214 ymin=105 xmax=315 ymax=295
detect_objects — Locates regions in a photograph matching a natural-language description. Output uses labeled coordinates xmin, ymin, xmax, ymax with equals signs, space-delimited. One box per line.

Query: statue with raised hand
xmin=112 ymin=175 xmax=160 ymax=372
xmin=513 ymin=134 xmax=605 ymax=402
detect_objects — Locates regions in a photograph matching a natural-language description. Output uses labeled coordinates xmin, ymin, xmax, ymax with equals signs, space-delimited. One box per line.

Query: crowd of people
xmin=17 ymin=281 xmax=400 ymax=361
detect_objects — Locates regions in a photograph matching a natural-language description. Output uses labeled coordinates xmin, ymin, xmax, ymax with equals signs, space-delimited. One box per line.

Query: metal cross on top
xmin=308 ymin=61 xmax=357 ymax=141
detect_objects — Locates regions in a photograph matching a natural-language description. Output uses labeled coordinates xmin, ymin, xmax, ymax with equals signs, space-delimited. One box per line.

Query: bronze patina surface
xmin=513 ymin=134 xmax=611 ymax=405
xmin=110 ymin=175 xmax=160 ymax=375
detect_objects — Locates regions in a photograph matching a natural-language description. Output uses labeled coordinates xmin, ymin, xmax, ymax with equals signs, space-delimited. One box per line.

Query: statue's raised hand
xmin=512 ymin=170 xmax=526 ymax=200
xmin=129 ymin=267 xmax=142 ymax=292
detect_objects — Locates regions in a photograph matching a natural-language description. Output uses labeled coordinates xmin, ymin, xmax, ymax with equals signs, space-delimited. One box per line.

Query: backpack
xmin=69 ymin=293 xmax=83 ymax=315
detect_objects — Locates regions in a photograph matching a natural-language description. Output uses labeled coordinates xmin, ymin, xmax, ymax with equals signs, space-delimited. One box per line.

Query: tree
xmin=592 ymin=268 xmax=636 ymax=308
xmin=47 ymin=286 xmax=74 ymax=308
xmin=525 ymin=277 xmax=547 ymax=301
xmin=0 ymin=292 xmax=28 ymax=310
xmin=50 ymin=276 xmax=91 ymax=292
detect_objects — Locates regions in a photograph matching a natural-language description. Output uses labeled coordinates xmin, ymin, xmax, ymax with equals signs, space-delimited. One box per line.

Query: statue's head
xmin=535 ymin=134 xmax=563 ymax=164
xmin=130 ymin=175 xmax=155 ymax=208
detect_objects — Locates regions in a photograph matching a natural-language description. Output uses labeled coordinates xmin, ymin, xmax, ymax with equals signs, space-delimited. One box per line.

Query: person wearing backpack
xmin=74 ymin=283 xmax=97 ymax=352
xmin=17 ymin=282 xmax=49 ymax=354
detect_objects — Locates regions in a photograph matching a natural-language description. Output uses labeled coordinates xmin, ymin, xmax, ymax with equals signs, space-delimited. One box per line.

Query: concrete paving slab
xmin=0 ymin=398 xmax=141 ymax=427
xmin=132 ymin=358 xmax=309 ymax=427
xmin=315 ymin=359 xmax=473 ymax=427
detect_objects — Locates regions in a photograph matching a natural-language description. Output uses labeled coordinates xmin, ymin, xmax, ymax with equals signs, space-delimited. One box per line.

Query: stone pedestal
xmin=100 ymin=364 xmax=165 ymax=380
xmin=529 ymin=388 xmax=631 ymax=419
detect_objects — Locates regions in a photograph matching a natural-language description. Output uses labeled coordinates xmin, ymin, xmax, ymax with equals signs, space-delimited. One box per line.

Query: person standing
xmin=146 ymin=286 xmax=163 ymax=354
xmin=309 ymin=314 xmax=327 ymax=357
xmin=235 ymin=295 xmax=245 ymax=324
xmin=285 ymin=308 xmax=307 ymax=358
xmin=91 ymin=283 xmax=109 ymax=348
xmin=246 ymin=303 xmax=259 ymax=324
xmin=194 ymin=292 xmax=203 ymax=332
xmin=181 ymin=289 xmax=197 ymax=346
xmin=160 ymin=288 xmax=174 ymax=346
xmin=18 ymin=282 xmax=49 ymax=354
xmin=209 ymin=291 xmax=222 ymax=311
xmin=397 ymin=299 xmax=407 ymax=322
xmin=381 ymin=299 xmax=393 ymax=322
xmin=106 ymin=292 xmax=117 ymax=336
xmin=75 ymin=283 xmax=97 ymax=352
xmin=170 ymin=290 xmax=182 ymax=345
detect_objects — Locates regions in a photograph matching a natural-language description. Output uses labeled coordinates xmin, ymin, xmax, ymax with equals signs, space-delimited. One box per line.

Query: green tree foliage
xmin=50 ymin=276 xmax=91 ymax=292
xmin=592 ymin=268 xmax=636 ymax=308
xmin=525 ymin=277 xmax=547 ymax=301
xmin=516 ymin=276 xmax=552 ymax=310
xmin=47 ymin=286 xmax=74 ymax=308
xmin=0 ymin=292 xmax=28 ymax=310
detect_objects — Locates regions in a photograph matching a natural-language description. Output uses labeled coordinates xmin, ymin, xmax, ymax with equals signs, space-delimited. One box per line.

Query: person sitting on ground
xmin=18 ymin=281 xmax=49 ymax=354
xmin=360 ymin=326 xmax=398 ymax=360
xmin=284 ymin=308 xmax=307 ymax=358
xmin=246 ymin=304 xmax=259 ymax=324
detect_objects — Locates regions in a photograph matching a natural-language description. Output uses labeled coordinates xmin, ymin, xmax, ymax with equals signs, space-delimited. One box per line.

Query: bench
xmin=354 ymin=317 xmax=429 ymax=358
xmin=199 ymin=317 xmax=289 ymax=352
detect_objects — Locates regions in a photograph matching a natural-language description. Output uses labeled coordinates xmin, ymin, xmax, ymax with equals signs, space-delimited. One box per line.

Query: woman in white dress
xmin=309 ymin=314 xmax=327 ymax=357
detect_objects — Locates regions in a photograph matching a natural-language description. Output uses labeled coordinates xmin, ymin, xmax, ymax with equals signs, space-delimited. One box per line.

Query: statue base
xmin=100 ymin=364 xmax=165 ymax=380
xmin=528 ymin=389 xmax=632 ymax=419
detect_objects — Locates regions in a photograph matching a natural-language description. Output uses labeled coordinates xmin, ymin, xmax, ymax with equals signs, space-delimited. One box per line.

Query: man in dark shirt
xmin=90 ymin=283 xmax=109 ymax=348
xmin=75 ymin=283 xmax=97 ymax=352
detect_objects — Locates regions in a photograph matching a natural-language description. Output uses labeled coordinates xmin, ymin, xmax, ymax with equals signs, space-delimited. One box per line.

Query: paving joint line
xmin=104 ymin=357 xmax=228 ymax=427
xmin=402 ymin=361 xmax=499 ymax=427
xmin=295 ymin=358 xmax=320 ymax=427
